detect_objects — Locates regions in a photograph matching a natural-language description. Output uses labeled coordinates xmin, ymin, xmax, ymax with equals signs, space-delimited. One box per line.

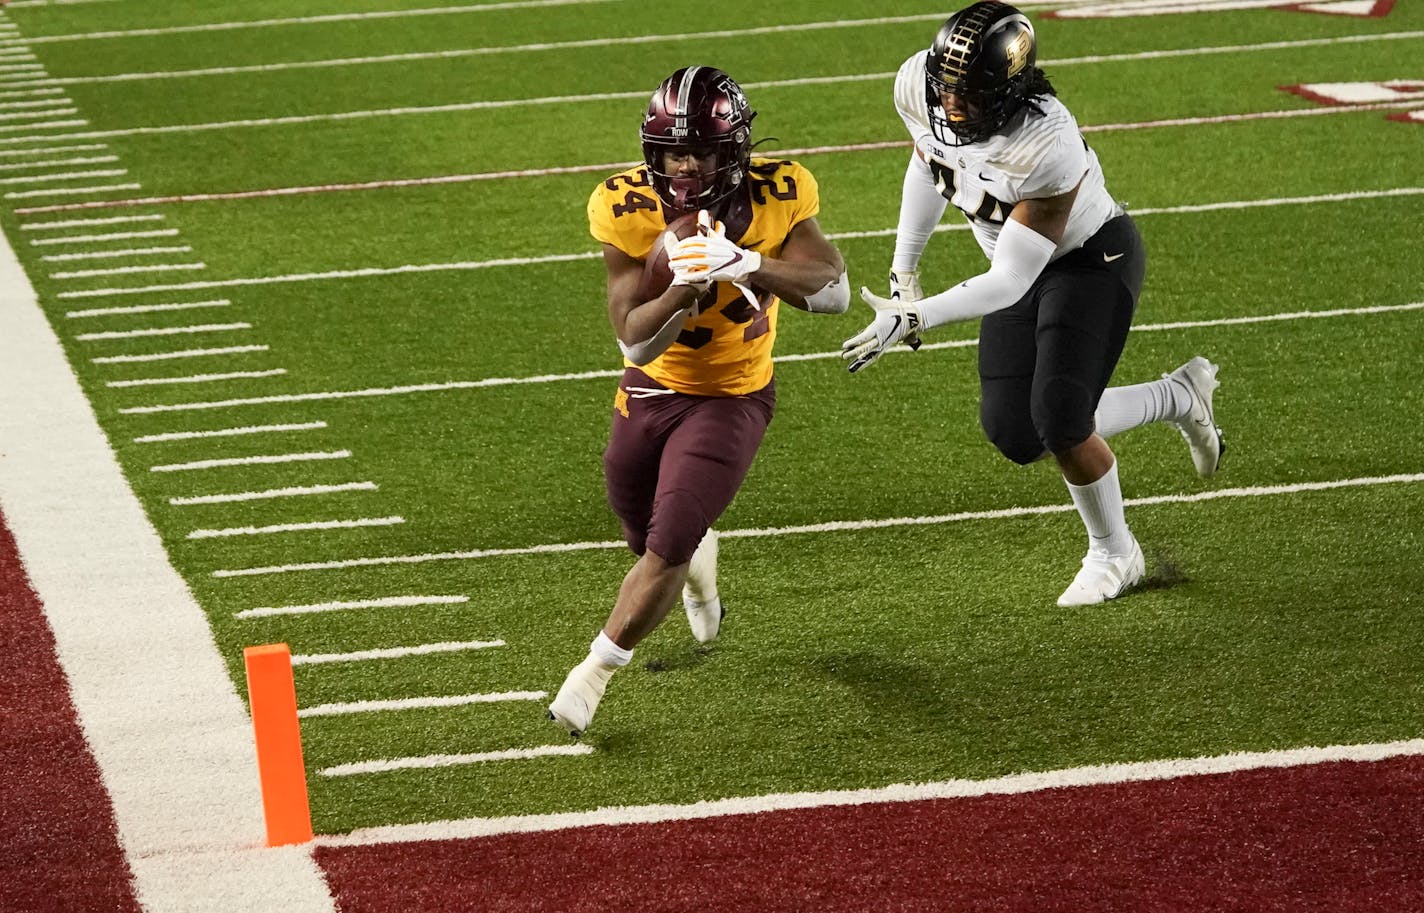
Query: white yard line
xmin=91 ymin=344 xmax=268 ymax=363
xmin=9 ymin=86 xmax=1420 ymax=161
xmin=22 ymin=211 xmax=159 ymax=228
xmin=211 ymin=473 xmax=1424 ymax=578
xmin=318 ymin=738 xmax=1424 ymax=841
xmin=0 ymin=172 xmax=335 ymax=912
xmin=318 ymin=744 xmax=594 ymax=779
xmin=297 ymin=690 xmax=544 ymax=718
xmin=151 ymin=450 xmax=350 ymax=473
xmin=170 ymin=481 xmax=376 ymax=505
xmin=32 ymin=227 xmax=174 ymax=242
xmin=135 ymin=420 xmax=325 ymax=443
xmin=51 ymin=261 xmax=203 ymax=279
xmin=112 ymin=299 xmax=1424 ymax=415
xmin=61 ymin=182 xmax=1424 ymax=299
xmin=234 ymin=594 xmax=469 ymax=619
xmin=42 ymin=244 xmax=190 ymax=260
xmin=5 ymin=180 xmax=136 ymax=198
xmin=105 ymin=368 xmax=284 ymax=388
xmin=67 ymin=297 xmax=228 ymax=318
xmin=3 ymin=0 xmax=621 ymax=44
xmin=290 ymin=640 xmax=504 ymax=666
xmin=76 ymin=321 xmax=248 ymax=339
xmin=187 ymin=515 xmax=403 ymax=540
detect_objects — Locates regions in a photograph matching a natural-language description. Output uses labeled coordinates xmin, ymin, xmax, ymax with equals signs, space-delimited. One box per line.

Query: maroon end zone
xmin=0 ymin=507 xmax=141 ymax=913
xmin=317 ymin=754 xmax=1424 ymax=912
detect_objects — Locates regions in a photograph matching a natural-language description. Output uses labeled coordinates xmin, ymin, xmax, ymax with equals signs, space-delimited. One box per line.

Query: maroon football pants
xmin=603 ymin=368 xmax=775 ymax=565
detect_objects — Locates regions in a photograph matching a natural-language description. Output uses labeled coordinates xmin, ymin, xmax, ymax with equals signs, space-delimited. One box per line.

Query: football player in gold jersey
xmin=549 ymin=66 xmax=849 ymax=737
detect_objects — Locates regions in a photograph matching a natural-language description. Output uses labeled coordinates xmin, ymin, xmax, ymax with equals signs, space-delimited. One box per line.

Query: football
xmin=635 ymin=211 xmax=702 ymax=303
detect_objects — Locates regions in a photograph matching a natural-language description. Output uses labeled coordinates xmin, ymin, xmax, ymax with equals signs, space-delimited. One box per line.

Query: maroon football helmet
xmin=641 ymin=66 xmax=756 ymax=213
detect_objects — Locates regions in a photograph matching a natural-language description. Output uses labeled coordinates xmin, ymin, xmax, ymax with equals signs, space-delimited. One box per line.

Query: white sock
xmin=591 ymin=631 xmax=633 ymax=668
xmin=1095 ymin=378 xmax=1192 ymax=438
xmin=1065 ymin=459 xmax=1135 ymax=555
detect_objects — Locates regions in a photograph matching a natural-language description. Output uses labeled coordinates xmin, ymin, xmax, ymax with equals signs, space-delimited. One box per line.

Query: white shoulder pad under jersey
xmin=892 ymin=51 xmax=1122 ymax=261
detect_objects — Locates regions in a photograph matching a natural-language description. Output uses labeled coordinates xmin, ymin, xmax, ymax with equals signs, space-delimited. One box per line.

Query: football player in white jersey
xmin=842 ymin=1 xmax=1226 ymax=607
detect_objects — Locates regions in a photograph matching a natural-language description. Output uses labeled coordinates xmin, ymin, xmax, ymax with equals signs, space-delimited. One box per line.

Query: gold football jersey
xmin=588 ymin=158 xmax=821 ymax=396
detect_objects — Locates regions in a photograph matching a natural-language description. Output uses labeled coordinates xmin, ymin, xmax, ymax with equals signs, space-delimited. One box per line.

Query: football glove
xmin=670 ymin=210 xmax=762 ymax=309
xmin=841 ymin=287 xmax=924 ymax=374
xmin=888 ymin=269 xmax=923 ymax=303
xmin=887 ymin=268 xmax=924 ymax=351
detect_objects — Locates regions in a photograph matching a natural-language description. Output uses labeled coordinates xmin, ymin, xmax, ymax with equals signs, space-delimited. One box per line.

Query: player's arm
xmin=753 ymin=216 xmax=848 ymax=314
xmin=913 ymin=179 xmax=1077 ymax=327
xmin=603 ymin=243 xmax=703 ymax=366
xmin=842 ymin=180 xmax=1079 ymax=373
xmin=888 ymin=148 xmax=950 ymax=300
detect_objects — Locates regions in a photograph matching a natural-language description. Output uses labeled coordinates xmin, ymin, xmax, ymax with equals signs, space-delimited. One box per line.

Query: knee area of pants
xmin=981 ymin=413 xmax=1043 ymax=466
xmin=645 ymin=489 xmax=709 ymax=566
xmin=1033 ymin=376 xmax=1095 ymax=454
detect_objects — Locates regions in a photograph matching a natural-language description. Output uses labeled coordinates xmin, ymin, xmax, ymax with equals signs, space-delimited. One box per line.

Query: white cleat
xmin=683 ymin=528 xmax=724 ymax=643
xmin=1164 ymin=356 xmax=1225 ymax=477
xmin=684 ymin=596 xmax=725 ymax=644
xmin=547 ymin=655 xmax=615 ymax=739
xmin=1057 ymin=537 xmax=1146 ymax=607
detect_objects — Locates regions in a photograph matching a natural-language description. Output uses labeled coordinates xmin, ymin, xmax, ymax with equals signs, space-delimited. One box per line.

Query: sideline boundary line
xmin=0 ymin=183 xmax=335 ymax=908
xmin=318 ymin=737 xmax=1424 ymax=844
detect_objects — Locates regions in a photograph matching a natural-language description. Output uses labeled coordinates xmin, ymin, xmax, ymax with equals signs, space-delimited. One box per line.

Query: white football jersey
xmin=892 ymin=51 xmax=1122 ymax=260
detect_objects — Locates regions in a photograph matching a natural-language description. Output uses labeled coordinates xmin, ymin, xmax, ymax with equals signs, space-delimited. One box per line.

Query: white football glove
xmin=841 ymin=287 xmax=923 ymax=374
xmin=888 ymin=268 xmax=923 ymax=303
xmin=664 ymin=229 xmax=710 ymax=293
xmin=888 ymin=268 xmax=923 ymax=349
xmin=670 ymin=210 xmax=762 ymax=309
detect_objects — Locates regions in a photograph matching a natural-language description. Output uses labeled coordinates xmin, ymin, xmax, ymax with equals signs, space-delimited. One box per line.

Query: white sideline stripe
xmin=92 ymin=345 xmax=267 ymax=363
xmin=23 ymin=212 xmax=158 ymax=228
xmin=67 ymin=297 xmax=229 ymax=318
xmin=76 ymin=321 xmax=248 ymax=339
xmin=135 ymin=420 xmax=325 ymax=443
xmin=7 ymin=0 xmax=620 ymax=45
xmin=319 ymin=744 xmax=594 ymax=778
xmin=170 ymin=481 xmax=376 ymax=505
xmin=42 ymin=244 xmax=190 ymax=260
xmin=6 ymin=180 xmax=136 ymax=198
xmin=51 ymin=262 xmax=203 ymax=278
xmin=33 ymin=228 xmax=173 ymax=243
xmin=235 ymin=594 xmax=469 ymax=619
xmin=319 ymin=738 xmax=1424 ymax=843
xmin=151 ymin=450 xmax=351 ymax=473
xmin=0 ymin=156 xmax=336 ymax=909
xmin=297 ymin=689 xmax=544 ymax=719
xmin=211 ymin=473 xmax=1424 ymax=578
xmin=105 ymin=368 xmax=284 ymax=388
xmin=50 ymin=186 xmax=1424 ymax=294
xmin=114 ymin=300 xmax=1424 ymax=415
xmin=290 ymin=640 xmax=505 ymax=667
xmin=187 ymin=515 xmax=404 ymax=539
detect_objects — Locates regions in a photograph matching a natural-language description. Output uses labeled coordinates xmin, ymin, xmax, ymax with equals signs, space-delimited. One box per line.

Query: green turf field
xmin=1 ymin=0 xmax=1420 ymax=835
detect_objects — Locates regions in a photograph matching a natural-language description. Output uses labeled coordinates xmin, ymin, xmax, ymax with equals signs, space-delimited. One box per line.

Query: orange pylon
xmin=243 ymin=643 xmax=313 ymax=846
